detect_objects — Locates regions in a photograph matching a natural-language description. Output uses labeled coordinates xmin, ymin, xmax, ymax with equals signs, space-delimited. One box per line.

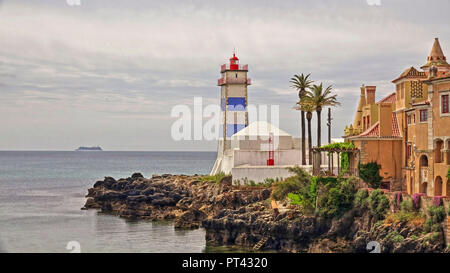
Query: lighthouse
xmin=217 ymin=53 xmax=251 ymax=151
xmin=210 ymin=53 xmax=308 ymax=180
xmin=210 ymin=52 xmax=251 ymax=175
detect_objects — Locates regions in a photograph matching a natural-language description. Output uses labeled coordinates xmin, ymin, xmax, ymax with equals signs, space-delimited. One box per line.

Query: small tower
xmin=421 ymin=38 xmax=450 ymax=73
xmin=217 ymin=52 xmax=251 ymax=153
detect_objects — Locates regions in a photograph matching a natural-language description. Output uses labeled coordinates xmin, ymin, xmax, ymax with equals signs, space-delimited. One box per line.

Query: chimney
xmin=352 ymin=84 xmax=366 ymax=129
xmin=365 ymin=86 xmax=376 ymax=105
xmin=378 ymin=103 xmax=393 ymax=137
xmin=360 ymin=84 xmax=366 ymax=106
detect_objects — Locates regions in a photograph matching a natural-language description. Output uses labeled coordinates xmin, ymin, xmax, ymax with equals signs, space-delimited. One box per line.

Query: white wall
xmin=232 ymin=165 xmax=313 ymax=184
xmin=233 ymin=149 xmax=303 ymax=167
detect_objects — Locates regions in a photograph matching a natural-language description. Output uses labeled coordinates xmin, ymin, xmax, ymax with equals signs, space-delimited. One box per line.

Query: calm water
xmin=0 ymin=151 xmax=216 ymax=253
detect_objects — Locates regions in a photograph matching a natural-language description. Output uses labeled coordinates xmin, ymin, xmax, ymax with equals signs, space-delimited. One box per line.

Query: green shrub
xmin=428 ymin=206 xmax=446 ymax=224
xmin=262 ymin=177 xmax=280 ymax=187
xmin=368 ymin=189 xmax=390 ymax=220
xmin=287 ymin=193 xmax=301 ymax=205
xmin=431 ymin=232 xmax=441 ymax=243
xmin=358 ymin=162 xmax=383 ymax=189
xmin=316 ymin=176 xmax=339 ymax=186
xmin=373 ymin=220 xmax=384 ymax=229
xmin=200 ymin=172 xmax=227 ymax=183
xmin=272 ymin=167 xmax=313 ymax=198
xmin=424 ymin=206 xmax=446 ymax=233
xmin=400 ymin=200 xmax=414 ymax=212
xmin=272 ymin=177 xmax=305 ymax=201
xmin=386 ymin=231 xmax=404 ymax=243
xmin=393 ymin=211 xmax=424 ymax=223
xmin=392 ymin=234 xmax=405 ymax=243
xmin=317 ymin=177 xmax=357 ymax=218
xmin=354 ymin=189 xmax=369 ymax=209
xmin=409 ymin=235 xmax=418 ymax=241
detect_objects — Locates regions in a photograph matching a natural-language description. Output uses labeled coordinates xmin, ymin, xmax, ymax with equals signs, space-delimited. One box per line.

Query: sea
xmin=0 ymin=151 xmax=221 ymax=253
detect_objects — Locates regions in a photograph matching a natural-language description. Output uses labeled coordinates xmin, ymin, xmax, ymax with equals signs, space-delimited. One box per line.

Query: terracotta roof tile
xmin=354 ymin=113 xmax=401 ymax=138
xmin=377 ymin=92 xmax=396 ymax=104
xmin=358 ymin=122 xmax=380 ymax=137
xmin=392 ymin=112 xmax=401 ymax=137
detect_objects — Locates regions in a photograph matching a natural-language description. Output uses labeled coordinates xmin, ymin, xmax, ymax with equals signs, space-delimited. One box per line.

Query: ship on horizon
xmin=75 ymin=146 xmax=103 ymax=151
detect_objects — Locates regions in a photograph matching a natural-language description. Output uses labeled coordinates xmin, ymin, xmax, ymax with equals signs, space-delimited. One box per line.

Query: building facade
xmin=345 ymin=38 xmax=450 ymax=196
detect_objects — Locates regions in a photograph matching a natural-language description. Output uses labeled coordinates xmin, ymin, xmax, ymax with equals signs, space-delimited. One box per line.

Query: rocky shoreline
xmin=82 ymin=173 xmax=270 ymax=229
xmin=83 ymin=173 xmax=449 ymax=253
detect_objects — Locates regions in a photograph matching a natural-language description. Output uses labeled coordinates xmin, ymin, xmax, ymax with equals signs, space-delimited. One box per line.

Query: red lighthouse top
xmin=229 ymin=53 xmax=239 ymax=70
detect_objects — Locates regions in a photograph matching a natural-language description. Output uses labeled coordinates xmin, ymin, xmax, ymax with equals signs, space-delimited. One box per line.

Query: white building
xmin=211 ymin=53 xmax=334 ymax=184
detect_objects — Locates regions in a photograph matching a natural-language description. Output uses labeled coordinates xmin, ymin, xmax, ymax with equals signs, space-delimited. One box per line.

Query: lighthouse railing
xmin=220 ymin=64 xmax=249 ymax=72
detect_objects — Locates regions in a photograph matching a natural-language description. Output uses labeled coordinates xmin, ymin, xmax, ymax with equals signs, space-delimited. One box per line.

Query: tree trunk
xmin=301 ymin=110 xmax=306 ymax=165
xmin=316 ymin=109 xmax=322 ymax=147
xmin=307 ymin=114 xmax=312 ymax=165
xmin=316 ymin=109 xmax=322 ymax=166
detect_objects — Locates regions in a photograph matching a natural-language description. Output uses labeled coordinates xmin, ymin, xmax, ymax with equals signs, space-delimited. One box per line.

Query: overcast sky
xmin=1 ymin=0 xmax=449 ymax=151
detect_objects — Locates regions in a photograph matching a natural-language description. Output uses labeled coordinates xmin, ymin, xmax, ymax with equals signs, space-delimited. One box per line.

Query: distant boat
xmin=75 ymin=146 xmax=103 ymax=151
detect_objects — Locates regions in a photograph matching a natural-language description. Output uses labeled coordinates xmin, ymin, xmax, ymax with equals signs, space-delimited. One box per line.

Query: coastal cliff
xmin=83 ymin=173 xmax=270 ymax=229
xmin=83 ymin=173 xmax=449 ymax=253
xmin=203 ymin=204 xmax=448 ymax=253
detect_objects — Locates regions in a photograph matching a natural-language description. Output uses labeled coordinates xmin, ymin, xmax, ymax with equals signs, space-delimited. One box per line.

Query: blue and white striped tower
xmin=218 ymin=53 xmax=251 ymax=152
xmin=210 ymin=53 xmax=251 ymax=175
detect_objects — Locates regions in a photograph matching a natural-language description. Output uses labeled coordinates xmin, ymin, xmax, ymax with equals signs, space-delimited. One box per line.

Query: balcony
xmin=217 ymin=77 xmax=252 ymax=86
xmin=220 ymin=64 xmax=249 ymax=72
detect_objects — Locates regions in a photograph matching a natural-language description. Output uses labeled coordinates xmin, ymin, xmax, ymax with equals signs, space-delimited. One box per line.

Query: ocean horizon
xmin=0 ymin=151 xmax=217 ymax=253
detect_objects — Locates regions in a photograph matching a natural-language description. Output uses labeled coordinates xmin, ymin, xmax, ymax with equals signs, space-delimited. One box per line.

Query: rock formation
xmin=83 ymin=173 xmax=449 ymax=253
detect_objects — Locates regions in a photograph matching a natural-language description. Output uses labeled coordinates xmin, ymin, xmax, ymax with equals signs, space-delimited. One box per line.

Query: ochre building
xmin=344 ymin=38 xmax=450 ymax=196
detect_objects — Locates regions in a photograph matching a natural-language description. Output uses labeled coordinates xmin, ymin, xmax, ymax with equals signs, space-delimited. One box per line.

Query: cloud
xmin=0 ymin=0 xmax=449 ymax=150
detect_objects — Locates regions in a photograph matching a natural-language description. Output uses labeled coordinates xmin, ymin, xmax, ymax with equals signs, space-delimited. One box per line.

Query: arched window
xmin=419 ymin=155 xmax=428 ymax=167
xmin=434 ymin=176 xmax=443 ymax=196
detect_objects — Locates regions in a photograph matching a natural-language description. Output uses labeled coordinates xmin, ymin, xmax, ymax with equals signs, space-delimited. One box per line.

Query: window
xmin=413 ymin=114 xmax=416 ymax=123
xmin=442 ymin=95 xmax=449 ymax=114
xmin=419 ymin=109 xmax=428 ymax=122
xmin=406 ymin=143 xmax=412 ymax=160
xmin=407 ymin=114 xmax=411 ymax=125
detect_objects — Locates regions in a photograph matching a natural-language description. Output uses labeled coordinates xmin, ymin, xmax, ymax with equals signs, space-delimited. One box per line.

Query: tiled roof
xmin=391 ymin=112 xmax=401 ymax=137
xmin=358 ymin=122 xmax=379 ymax=137
xmin=392 ymin=66 xmax=427 ymax=83
xmin=353 ymin=113 xmax=401 ymax=139
xmin=377 ymin=92 xmax=396 ymax=104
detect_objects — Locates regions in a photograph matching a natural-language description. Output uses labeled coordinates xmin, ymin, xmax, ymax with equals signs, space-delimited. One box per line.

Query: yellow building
xmin=345 ymin=38 xmax=450 ymax=196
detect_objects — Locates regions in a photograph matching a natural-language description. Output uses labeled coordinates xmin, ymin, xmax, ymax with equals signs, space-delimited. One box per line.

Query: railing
xmin=217 ymin=78 xmax=252 ymax=86
xmin=220 ymin=64 xmax=249 ymax=72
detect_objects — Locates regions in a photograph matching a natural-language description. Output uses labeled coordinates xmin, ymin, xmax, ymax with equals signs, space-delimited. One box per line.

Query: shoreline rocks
xmin=83 ymin=173 xmax=270 ymax=228
xmin=83 ymin=173 xmax=449 ymax=253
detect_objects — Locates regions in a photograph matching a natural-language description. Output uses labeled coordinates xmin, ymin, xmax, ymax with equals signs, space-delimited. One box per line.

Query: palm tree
xmin=305 ymin=83 xmax=340 ymax=150
xmin=295 ymin=100 xmax=315 ymax=165
xmin=290 ymin=74 xmax=313 ymax=165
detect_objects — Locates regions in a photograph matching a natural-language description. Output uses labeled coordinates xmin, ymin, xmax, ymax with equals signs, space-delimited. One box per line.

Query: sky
xmin=0 ymin=0 xmax=449 ymax=151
